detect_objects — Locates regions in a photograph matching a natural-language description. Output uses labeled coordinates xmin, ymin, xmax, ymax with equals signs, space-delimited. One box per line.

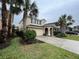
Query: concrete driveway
xmin=36 ymin=36 xmax=79 ymax=55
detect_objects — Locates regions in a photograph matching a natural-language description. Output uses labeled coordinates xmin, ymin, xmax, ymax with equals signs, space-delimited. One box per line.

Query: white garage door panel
xmin=32 ymin=28 xmax=43 ymax=36
xmin=36 ymin=29 xmax=43 ymax=36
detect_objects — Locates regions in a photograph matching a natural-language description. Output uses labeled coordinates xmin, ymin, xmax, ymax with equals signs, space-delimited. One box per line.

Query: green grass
xmin=63 ymin=35 xmax=79 ymax=41
xmin=0 ymin=37 xmax=79 ymax=59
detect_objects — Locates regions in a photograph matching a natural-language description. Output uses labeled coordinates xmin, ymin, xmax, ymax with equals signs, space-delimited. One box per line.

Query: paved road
xmin=36 ymin=36 xmax=79 ymax=55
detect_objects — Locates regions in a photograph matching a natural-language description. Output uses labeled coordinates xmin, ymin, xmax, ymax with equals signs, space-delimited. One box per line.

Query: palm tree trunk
xmin=8 ymin=13 xmax=12 ymax=37
xmin=2 ymin=0 xmax=8 ymax=42
xmin=60 ymin=26 xmax=66 ymax=33
xmin=8 ymin=0 xmax=14 ymax=37
xmin=60 ymin=24 xmax=65 ymax=33
xmin=23 ymin=11 xmax=27 ymax=30
xmin=10 ymin=14 xmax=14 ymax=34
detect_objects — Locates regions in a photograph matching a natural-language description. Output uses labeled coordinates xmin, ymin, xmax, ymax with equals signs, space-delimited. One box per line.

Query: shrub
xmin=16 ymin=30 xmax=24 ymax=39
xmin=25 ymin=30 xmax=36 ymax=40
xmin=0 ymin=30 xmax=4 ymax=43
xmin=66 ymin=31 xmax=78 ymax=35
xmin=16 ymin=30 xmax=36 ymax=44
xmin=55 ymin=32 xmax=66 ymax=38
xmin=53 ymin=31 xmax=61 ymax=36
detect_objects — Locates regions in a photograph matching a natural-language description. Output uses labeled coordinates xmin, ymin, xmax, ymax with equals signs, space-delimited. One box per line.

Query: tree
xmin=0 ymin=0 xmax=23 ymax=42
xmin=30 ymin=2 xmax=39 ymax=24
xmin=58 ymin=14 xmax=74 ymax=33
xmin=21 ymin=0 xmax=38 ymax=30
xmin=7 ymin=0 xmax=23 ymax=37
xmin=1 ymin=0 xmax=8 ymax=42
xmin=67 ymin=15 xmax=74 ymax=27
xmin=22 ymin=0 xmax=30 ymax=30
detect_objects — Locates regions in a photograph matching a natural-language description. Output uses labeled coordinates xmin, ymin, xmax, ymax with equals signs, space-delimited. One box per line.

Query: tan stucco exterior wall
xmin=28 ymin=27 xmax=44 ymax=36
xmin=26 ymin=17 xmax=31 ymax=26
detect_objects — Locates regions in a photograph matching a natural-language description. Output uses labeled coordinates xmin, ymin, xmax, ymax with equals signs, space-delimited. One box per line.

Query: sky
xmin=36 ymin=0 xmax=79 ymax=23
xmin=0 ymin=0 xmax=79 ymax=26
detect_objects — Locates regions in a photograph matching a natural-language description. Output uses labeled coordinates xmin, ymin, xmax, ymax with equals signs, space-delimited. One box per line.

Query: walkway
xmin=36 ymin=36 xmax=79 ymax=55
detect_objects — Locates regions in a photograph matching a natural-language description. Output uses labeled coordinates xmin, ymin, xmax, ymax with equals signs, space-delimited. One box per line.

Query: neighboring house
xmin=19 ymin=16 xmax=58 ymax=36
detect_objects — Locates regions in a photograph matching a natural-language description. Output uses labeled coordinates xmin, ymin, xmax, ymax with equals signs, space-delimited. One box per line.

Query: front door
xmin=45 ymin=28 xmax=48 ymax=36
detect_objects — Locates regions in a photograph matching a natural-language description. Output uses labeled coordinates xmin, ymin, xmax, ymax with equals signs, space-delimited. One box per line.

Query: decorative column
xmin=52 ymin=27 xmax=54 ymax=36
xmin=48 ymin=27 xmax=50 ymax=36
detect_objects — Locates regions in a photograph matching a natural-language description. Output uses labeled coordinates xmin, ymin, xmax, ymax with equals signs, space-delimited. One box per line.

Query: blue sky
xmin=1 ymin=0 xmax=79 ymax=26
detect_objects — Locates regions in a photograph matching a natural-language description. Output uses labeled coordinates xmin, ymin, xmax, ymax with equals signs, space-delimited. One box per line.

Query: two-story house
xmin=19 ymin=15 xmax=58 ymax=36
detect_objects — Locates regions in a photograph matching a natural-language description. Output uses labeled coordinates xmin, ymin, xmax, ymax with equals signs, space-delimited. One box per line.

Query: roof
xmin=28 ymin=24 xmax=43 ymax=27
xmin=44 ymin=22 xmax=57 ymax=27
xmin=27 ymin=24 xmax=43 ymax=29
xmin=74 ymin=25 xmax=79 ymax=27
xmin=44 ymin=22 xmax=55 ymax=25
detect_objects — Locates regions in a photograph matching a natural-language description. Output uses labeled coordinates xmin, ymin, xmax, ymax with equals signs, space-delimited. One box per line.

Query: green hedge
xmin=16 ymin=30 xmax=37 ymax=44
xmin=54 ymin=31 xmax=66 ymax=38
xmin=53 ymin=31 xmax=61 ymax=36
xmin=25 ymin=30 xmax=36 ymax=40
xmin=55 ymin=32 xmax=66 ymax=38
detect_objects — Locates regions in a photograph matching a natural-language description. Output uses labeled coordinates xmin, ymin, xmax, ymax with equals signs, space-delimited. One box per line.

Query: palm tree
xmin=22 ymin=0 xmax=30 ymax=30
xmin=58 ymin=14 xmax=74 ymax=33
xmin=21 ymin=0 xmax=38 ymax=30
xmin=58 ymin=15 xmax=66 ymax=33
xmin=1 ymin=0 xmax=8 ymax=42
xmin=30 ymin=2 xmax=38 ymax=24
xmin=67 ymin=15 xmax=74 ymax=27
xmin=7 ymin=0 xmax=23 ymax=37
xmin=0 ymin=0 xmax=23 ymax=42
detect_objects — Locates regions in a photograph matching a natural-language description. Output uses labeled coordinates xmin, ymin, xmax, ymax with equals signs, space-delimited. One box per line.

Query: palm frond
xmin=11 ymin=6 xmax=21 ymax=14
xmin=30 ymin=1 xmax=38 ymax=17
xmin=67 ymin=15 xmax=72 ymax=21
xmin=62 ymin=14 xmax=66 ymax=19
xmin=24 ymin=0 xmax=30 ymax=11
xmin=16 ymin=0 xmax=24 ymax=6
xmin=30 ymin=1 xmax=37 ymax=10
xmin=67 ymin=22 xmax=73 ymax=26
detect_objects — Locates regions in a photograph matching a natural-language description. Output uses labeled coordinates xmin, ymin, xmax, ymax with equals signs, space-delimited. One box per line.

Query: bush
xmin=53 ymin=31 xmax=61 ymax=36
xmin=25 ymin=30 xmax=36 ymax=40
xmin=66 ymin=31 xmax=78 ymax=35
xmin=55 ymin=32 xmax=66 ymax=38
xmin=16 ymin=30 xmax=25 ymax=39
xmin=0 ymin=30 xmax=7 ymax=43
xmin=0 ymin=30 xmax=4 ymax=43
xmin=16 ymin=30 xmax=36 ymax=44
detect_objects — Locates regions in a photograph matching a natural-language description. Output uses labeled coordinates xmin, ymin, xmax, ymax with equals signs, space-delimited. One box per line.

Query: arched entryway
xmin=50 ymin=28 xmax=53 ymax=36
xmin=45 ymin=28 xmax=48 ymax=36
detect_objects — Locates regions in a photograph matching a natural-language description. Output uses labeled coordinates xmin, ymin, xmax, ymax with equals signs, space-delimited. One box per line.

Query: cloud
xmin=1 ymin=0 xmax=78 ymax=26
xmin=35 ymin=0 xmax=79 ymax=25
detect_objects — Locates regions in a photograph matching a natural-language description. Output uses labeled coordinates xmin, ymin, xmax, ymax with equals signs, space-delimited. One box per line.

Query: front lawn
xmin=0 ymin=37 xmax=79 ymax=59
xmin=63 ymin=35 xmax=79 ymax=41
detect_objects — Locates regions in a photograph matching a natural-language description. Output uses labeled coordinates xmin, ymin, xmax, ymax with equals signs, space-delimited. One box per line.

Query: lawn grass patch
xmin=63 ymin=35 xmax=79 ymax=41
xmin=0 ymin=37 xmax=79 ymax=59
